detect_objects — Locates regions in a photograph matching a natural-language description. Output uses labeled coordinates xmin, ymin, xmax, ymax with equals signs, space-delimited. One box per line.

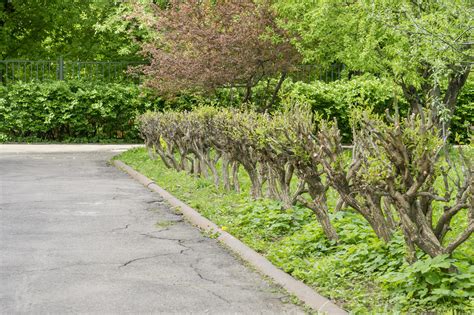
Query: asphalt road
xmin=0 ymin=145 xmax=303 ymax=314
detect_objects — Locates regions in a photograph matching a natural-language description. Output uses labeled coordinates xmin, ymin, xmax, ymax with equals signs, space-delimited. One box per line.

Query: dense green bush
xmin=278 ymin=75 xmax=473 ymax=143
xmin=2 ymin=75 xmax=470 ymax=143
xmin=0 ymin=80 xmax=163 ymax=141
xmin=279 ymin=75 xmax=408 ymax=142
xmin=451 ymin=77 xmax=474 ymax=143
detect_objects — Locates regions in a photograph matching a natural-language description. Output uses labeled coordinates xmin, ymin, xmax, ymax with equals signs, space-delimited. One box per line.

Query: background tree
xmin=131 ymin=0 xmax=300 ymax=105
xmin=0 ymin=0 xmax=139 ymax=60
xmin=275 ymin=0 xmax=472 ymax=131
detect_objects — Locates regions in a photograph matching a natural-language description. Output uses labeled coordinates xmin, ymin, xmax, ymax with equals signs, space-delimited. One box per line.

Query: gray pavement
xmin=0 ymin=145 xmax=303 ymax=314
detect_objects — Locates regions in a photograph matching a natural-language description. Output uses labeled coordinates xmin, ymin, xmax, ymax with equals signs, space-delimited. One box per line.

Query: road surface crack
xmin=119 ymin=254 xmax=168 ymax=268
xmin=110 ymin=224 xmax=129 ymax=232
xmin=139 ymin=234 xmax=195 ymax=254
xmin=190 ymin=262 xmax=217 ymax=284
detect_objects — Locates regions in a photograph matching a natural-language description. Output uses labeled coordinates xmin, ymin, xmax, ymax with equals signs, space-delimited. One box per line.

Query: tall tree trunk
xmin=267 ymin=71 xmax=287 ymax=110
xmin=222 ymin=155 xmax=231 ymax=191
xmin=232 ymin=162 xmax=240 ymax=193
xmin=244 ymin=79 xmax=253 ymax=103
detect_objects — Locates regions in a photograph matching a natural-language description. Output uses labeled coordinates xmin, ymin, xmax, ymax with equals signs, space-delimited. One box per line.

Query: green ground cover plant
xmin=116 ymin=147 xmax=473 ymax=313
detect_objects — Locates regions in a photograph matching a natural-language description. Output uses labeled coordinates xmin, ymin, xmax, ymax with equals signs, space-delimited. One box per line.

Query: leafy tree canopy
xmin=275 ymin=0 xmax=472 ymax=120
xmin=0 ymin=0 xmax=139 ymax=60
xmin=128 ymin=0 xmax=300 ymax=100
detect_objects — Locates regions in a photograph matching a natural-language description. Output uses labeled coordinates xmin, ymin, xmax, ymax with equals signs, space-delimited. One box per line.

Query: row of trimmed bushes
xmin=138 ymin=105 xmax=473 ymax=309
xmin=0 ymin=76 xmax=471 ymax=142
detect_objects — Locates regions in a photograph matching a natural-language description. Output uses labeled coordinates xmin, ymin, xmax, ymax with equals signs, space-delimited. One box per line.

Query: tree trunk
xmin=315 ymin=208 xmax=339 ymax=242
xmin=232 ymin=162 xmax=240 ymax=193
xmin=334 ymin=198 xmax=346 ymax=212
xmin=265 ymin=166 xmax=279 ymax=199
xmin=443 ymin=65 xmax=471 ymax=116
xmin=367 ymin=195 xmax=394 ymax=242
xmin=396 ymin=200 xmax=445 ymax=258
xmin=246 ymin=166 xmax=262 ymax=199
xmin=193 ymin=157 xmax=200 ymax=176
xmin=402 ymin=227 xmax=417 ymax=264
xmin=222 ymin=155 xmax=231 ymax=191
xmin=146 ymin=144 xmax=157 ymax=160
xmin=244 ymin=79 xmax=253 ymax=103
xmin=298 ymin=196 xmax=338 ymax=242
xmin=200 ymin=158 xmax=209 ymax=177
xmin=267 ymin=71 xmax=287 ymax=110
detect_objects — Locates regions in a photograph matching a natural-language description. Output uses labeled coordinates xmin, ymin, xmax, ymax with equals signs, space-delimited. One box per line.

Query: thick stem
xmin=246 ymin=166 xmax=262 ymax=199
xmin=365 ymin=195 xmax=394 ymax=242
xmin=334 ymin=198 xmax=346 ymax=212
xmin=268 ymin=71 xmax=287 ymax=110
xmin=402 ymin=227 xmax=417 ymax=264
xmin=200 ymin=157 xmax=209 ymax=177
xmin=232 ymin=161 xmax=240 ymax=193
xmin=244 ymin=79 xmax=253 ymax=103
xmin=266 ymin=168 xmax=279 ymax=199
xmin=443 ymin=65 xmax=471 ymax=118
xmin=298 ymin=196 xmax=338 ymax=242
xmin=222 ymin=156 xmax=231 ymax=191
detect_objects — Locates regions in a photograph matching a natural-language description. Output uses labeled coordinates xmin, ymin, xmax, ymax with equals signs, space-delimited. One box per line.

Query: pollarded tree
xmin=267 ymin=105 xmax=340 ymax=241
xmin=131 ymin=0 xmax=300 ymax=103
xmin=315 ymin=119 xmax=397 ymax=243
xmin=139 ymin=111 xmax=194 ymax=172
xmin=351 ymin=109 xmax=473 ymax=261
xmin=211 ymin=109 xmax=264 ymax=199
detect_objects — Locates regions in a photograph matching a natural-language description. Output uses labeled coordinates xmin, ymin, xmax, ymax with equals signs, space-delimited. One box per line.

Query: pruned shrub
xmin=138 ymin=105 xmax=473 ymax=263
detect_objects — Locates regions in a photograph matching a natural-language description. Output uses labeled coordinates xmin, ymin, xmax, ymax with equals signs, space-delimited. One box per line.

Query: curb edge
xmin=113 ymin=159 xmax=347 ymax=315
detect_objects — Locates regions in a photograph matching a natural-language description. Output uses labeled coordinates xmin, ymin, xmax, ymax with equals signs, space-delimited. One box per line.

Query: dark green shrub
xmin=279 ymin=75 xmax=408 ymax=143
xmin=278 ymin=75 xmax=472 ymax=143
xmin=0 ymin=80 xmax=163 ymax=141
xmin=451 ymin=77 xmax=473 ymax=143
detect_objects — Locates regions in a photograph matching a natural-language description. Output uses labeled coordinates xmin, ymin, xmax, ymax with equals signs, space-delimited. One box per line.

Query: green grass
xmin=116 ymin=147 xmax=474 ymax=313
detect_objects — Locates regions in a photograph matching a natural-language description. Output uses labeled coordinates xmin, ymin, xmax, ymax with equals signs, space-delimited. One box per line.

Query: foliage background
xmin=0 ymin=0 xmax=140 ymax=60
xmin=1 ymin=75 xmax=471 ymax=143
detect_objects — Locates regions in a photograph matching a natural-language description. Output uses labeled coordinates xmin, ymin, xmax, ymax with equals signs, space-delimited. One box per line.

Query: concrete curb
xmin=113 ymin=159 xmax=347 ymax=315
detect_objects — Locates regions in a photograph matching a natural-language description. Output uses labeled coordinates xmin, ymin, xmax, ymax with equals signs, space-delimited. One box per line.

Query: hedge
xmin=0 ymin=75 xmax=471 ymax=143
xmin=0 ymin=80 xmax=163 ymax=141
xmin=278 ymin=75 xmax=473 ymax=143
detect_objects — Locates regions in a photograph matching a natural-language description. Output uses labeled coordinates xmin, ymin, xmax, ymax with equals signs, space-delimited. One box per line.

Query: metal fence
xmin=0 ymin=58 xmax=344 ymax=85
xmin=0 ymin=57 xmax=144 ymax=85
xmin=291 ymin=63 xmax=345 ymax=82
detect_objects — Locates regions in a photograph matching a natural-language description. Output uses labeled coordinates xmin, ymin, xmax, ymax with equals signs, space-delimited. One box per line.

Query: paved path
xmin=0 ymin=145 xmax=302 ymax=314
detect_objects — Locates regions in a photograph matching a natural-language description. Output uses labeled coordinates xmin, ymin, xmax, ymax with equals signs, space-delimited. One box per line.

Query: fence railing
xmin=0 ymin=58 xmax=344 ymax=85
xmin=0 ymin=57 xmax=145 ymax=85
xmin=291 ymin=63 xmax=345 ymax=83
